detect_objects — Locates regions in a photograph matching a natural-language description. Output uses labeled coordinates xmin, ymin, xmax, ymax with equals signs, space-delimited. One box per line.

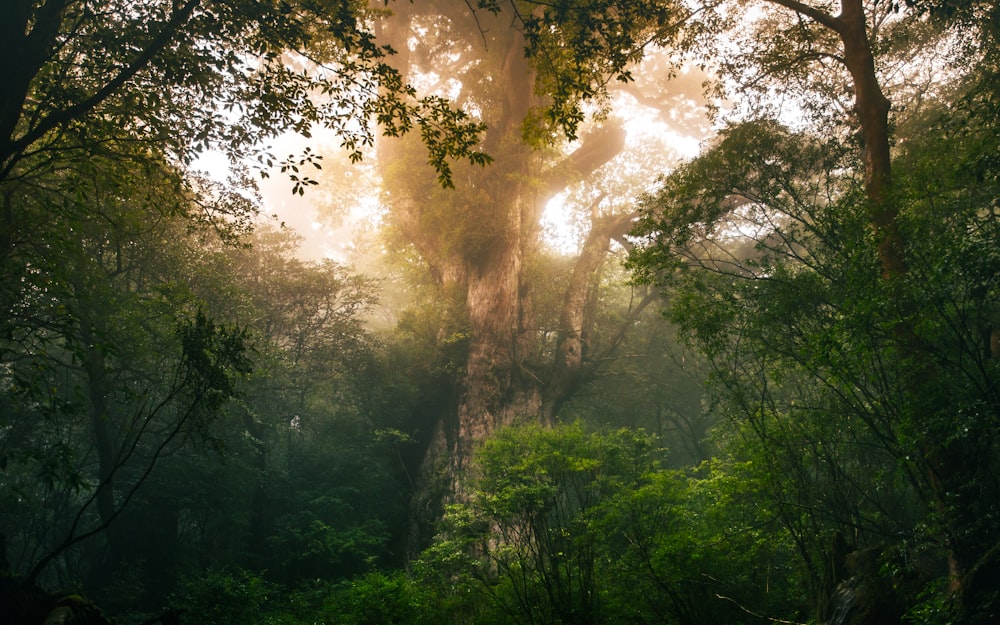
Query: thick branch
xmin=541 ymin=121 xmax=626 ymax=200
xmin=0 ymin=0 xmax=72 ymax=165
xmin=542 ymin=211 xmax=642 ymax=420
xmin=765 ymin=0 xmax=843 ymax=33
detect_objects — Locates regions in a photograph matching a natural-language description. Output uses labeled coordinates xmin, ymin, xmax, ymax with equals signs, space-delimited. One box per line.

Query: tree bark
xmin=834 ymin=0 xmax=904 ymax=281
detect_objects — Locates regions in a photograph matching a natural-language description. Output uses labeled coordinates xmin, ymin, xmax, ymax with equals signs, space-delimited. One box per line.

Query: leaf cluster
xmin=510 ymin=0 xmax=698 ymax=141
xmin=0 ymin=0 xmax=490 ymax=193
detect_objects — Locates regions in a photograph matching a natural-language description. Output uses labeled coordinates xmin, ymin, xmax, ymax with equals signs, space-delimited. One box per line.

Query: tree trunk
xmin=77 ymin=315 xmax=127 ymax=578
xmin=835 ymin=0 xmax=970 ymax=590
xmin=0 ymin=0 xmax=68 ymax=174
xmin=542 ymin=209 xmax=634 ymax=421
xmin=836 ymin=0 xmax=903 ymax=282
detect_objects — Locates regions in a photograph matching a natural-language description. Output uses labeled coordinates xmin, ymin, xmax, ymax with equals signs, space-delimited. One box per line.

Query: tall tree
xmin=630 ymin=0 xmax=1000 ymax=618
xmin=712 ymin=0 xmax=1000 ymax=597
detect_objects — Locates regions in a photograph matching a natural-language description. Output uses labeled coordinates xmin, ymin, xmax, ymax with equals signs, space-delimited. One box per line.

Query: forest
xmin=1 ymin=1 xmax=998 ymax=624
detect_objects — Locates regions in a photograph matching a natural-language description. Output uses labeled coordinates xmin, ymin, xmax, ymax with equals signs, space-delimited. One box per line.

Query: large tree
xmin=370 ymin=1 xmax=705 ymax=525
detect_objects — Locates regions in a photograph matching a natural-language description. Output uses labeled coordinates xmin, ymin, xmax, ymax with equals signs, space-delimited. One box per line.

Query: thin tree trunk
xmin=772 ymin=0 xmax=975 ymax=598
xmin=78 ymin=318 xmax=127 ymax=579
xmin=836 ymin=0 xmax=903 ymax=282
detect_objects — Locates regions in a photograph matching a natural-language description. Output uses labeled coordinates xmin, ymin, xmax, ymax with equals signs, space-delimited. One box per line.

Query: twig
xmin=714 ymin=594 xmax=807 ymax=625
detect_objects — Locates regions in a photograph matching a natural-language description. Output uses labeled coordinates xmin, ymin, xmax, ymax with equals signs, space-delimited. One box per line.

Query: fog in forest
xmin=2 ymin=2 xmax=999 ymax=625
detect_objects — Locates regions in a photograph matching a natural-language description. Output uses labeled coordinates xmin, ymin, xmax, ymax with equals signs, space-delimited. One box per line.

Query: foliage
xmin=510 ymin=0 xmax=707 ymax=141
xmin=0 ymin=163 xmax=404 ymax=609
xmin=0 ymin=0 xmax=490 ymax=192
xmin=0 ymin=146 xmax=258 ymax=589
xmin=620 ymin=0 xmax=1000 ymax=618
xmin=174 ymin=568 xmax=334 ymax=625
xmin=417 ymin=423 xmax=805 ymax=625
xmin=324 ymin=570 xmax=447 ymax=625
xmin=598 ymin=459 xmax=804 ymax=625
xmin=3 ymin=1 xmax=999 ymax=624
xmin=424 ymin=424 xmax=654 ymax=625
xmin=176 ymin=569 xmax=280 ymax=625
xmin=629 ymin=80 xmax=1000 ymax=621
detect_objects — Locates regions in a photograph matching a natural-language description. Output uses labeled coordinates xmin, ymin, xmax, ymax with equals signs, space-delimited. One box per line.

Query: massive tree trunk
xmin=376 ymin=4 xmax=542 ymax=478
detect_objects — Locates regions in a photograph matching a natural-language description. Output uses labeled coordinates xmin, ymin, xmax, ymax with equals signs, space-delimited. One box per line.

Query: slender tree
xmin=630 ymin=0 xmax=1000 ymax=618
